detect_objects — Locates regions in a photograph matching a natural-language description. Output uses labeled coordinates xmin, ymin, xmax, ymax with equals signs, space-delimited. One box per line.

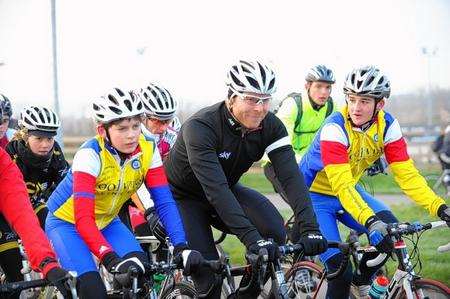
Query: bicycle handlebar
xmin=387 ymin=220 xmax=447 ymax=236
xmin=364 ymin=221 xmax=448 ymax=267
xmin=0 ymin=272 xmax=77 ymax=297
xmin=0 ymin=279 xmax=49 ymax=293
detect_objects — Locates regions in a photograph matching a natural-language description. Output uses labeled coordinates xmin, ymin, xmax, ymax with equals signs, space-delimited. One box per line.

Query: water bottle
xmin=369 ymin=275 xmax=389 ymax=299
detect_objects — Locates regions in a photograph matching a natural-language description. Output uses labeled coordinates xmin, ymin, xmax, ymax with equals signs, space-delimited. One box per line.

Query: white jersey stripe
xmin=265 ymin=136 xmax=290 ymax=154
xmin=320 ymin=123 xmax=349 ymax=146
xmin=72 ymin=148 xmax=101 ymax=177
xmin=384 ymin=119 xmax=402 ymax=145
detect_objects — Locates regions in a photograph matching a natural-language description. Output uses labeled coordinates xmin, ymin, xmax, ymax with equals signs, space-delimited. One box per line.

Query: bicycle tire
xmin=160 ymin=281 xmax=198 ymax=299
xmin=394 ymin=278 xmax=450 ymax=299
xmin=283 ymin=261 xmax=326 ymax=299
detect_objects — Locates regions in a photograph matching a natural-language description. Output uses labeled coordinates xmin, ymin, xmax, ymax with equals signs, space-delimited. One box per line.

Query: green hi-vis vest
xmin=276 ymin=92 xmax=334 ymax=156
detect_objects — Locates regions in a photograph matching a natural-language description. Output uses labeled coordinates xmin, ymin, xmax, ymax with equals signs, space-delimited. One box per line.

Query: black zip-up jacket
xmin=165 ymin=101 xmax=320 ymax=247
xmin=6 ymin=140 xmax=69 ymax=202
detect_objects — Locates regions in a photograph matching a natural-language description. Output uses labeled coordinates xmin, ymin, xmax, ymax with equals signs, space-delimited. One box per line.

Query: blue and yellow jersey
xmin=300 ymin=106 xmax=445 ymax=225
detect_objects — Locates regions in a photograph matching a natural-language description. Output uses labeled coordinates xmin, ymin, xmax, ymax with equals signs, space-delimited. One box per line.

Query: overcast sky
xmin=0 ymin=0 xmax=449 ymax=117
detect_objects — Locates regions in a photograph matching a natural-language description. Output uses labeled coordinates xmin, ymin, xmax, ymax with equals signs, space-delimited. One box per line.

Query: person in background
xmin=0 ymin=102 xmax=71 ymax=298
xmin=262 ymin=64 xmax=336 ymax=243
xmin=121 ymin=84 xmax=181 ymax=258
xmin=435 ymin=124 xmax=450 ymax=195
xmin=6 ymin=106 xmax=69 ymax=228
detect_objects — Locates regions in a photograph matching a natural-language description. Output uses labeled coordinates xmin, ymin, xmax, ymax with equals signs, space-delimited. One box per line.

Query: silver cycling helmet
xmin=140 ymin=84 xmax=178 ymax=120
xmin=226 ymin=59 xmax=277 ymax=96
xmin=0 ymin=94 xmax=13 ymax=117
xmin=305 ymin=65 xmax=335 ymax=83
xmin=19 ymin=105 xmax=60 ymax=135
xmin=343 ymin=66 xmax=391 ymax=99
xmin=92 ymin=87 xmax=145 ymax=124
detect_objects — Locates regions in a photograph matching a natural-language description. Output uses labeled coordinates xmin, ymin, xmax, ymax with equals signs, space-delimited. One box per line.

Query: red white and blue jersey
xmin=47 ymin=134 xmax=186 ymax=259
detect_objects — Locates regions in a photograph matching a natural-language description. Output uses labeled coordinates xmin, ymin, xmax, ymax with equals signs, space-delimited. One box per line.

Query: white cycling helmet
xmin=226 ymin=60 xmax=277 ymax=96
xmin=343 ymin=66 xmax=391 ymax=100
xmin=92 ymin=87 xmax=145 ymax=124
xmin=140 ymin=84 xmax=178 ymax=120
xmin=19 ymin=105 xmax=60 ymax=135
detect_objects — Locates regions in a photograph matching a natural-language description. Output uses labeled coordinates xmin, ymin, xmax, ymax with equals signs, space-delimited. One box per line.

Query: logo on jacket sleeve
xmin=218 ymin=151 xmax=232 ymax=160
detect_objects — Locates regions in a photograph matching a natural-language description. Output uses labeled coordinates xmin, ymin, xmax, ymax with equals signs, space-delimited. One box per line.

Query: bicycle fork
xmin=383 ymin=240 xmax=423 ymax=299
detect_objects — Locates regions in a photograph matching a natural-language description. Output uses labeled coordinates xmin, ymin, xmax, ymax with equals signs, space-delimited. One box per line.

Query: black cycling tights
xmin=0 ymin=247 xmax=23 ymax=299
xmin=0 ymin=215 xmax=22 ymax=299
xmin=176 ymin=184 xmax=287 ymax=298
xmin=325 ymin=210 xmax=398 ymax=299
xmin=77 ymin=271 xmax=107 ymax=299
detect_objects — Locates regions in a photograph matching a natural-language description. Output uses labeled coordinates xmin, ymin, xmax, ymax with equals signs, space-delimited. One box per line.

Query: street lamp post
xmin=50 ymin=0 xmax=64 ymax=148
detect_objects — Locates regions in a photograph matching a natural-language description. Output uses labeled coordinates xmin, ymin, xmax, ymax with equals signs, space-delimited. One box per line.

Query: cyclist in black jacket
xmin=5 ymin=106 xmax=69 ymax=228
xmin=164 ymin=60 xmax=327 ymax=298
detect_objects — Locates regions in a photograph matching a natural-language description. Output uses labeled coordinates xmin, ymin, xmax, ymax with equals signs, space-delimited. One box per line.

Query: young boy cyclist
xmin=299 ymin=66 xmax=449 ymax=298
xmin=45 ymin=88 xmax=204 ymax=298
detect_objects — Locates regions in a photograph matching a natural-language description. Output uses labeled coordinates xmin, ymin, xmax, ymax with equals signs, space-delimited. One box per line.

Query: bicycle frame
xmin=382 ymin=239 xmax=424 ymax=299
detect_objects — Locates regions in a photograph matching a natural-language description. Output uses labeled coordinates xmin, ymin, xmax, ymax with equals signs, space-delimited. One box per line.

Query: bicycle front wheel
xmin=160 ymin=281 xmax=198 ymax=299
xmin=283 ymin=261 xmax=326 ymax=299
xmin=395 ymin=278 xmax=450 ymax=299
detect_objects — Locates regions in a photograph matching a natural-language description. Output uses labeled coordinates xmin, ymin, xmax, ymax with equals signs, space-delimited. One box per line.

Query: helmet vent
xmin=257 ymin=62 xmax=266 ymax=82
xmin=246 ymin=76 xmax=260 ymax=90
xmin=109 ymin=106 xmax=122 ymax=115
xmin=268 ymin=78 xmax=275 ymax=90
xmin=356 ymin=80 xmax=363 ymax=89
xmin=123 ymin=99 xmax=133 ymax=111
xmin=366 ymin=76 xmax=375 ymax=86
xmin=115 ymin=88 xmax=125 ymax=97
xmin=108 ymin=95 xmax=119 ymax=105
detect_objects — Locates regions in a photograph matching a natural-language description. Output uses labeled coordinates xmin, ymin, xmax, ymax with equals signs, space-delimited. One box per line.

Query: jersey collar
xmin=223 ymin=101 xmax=243 ymax=133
